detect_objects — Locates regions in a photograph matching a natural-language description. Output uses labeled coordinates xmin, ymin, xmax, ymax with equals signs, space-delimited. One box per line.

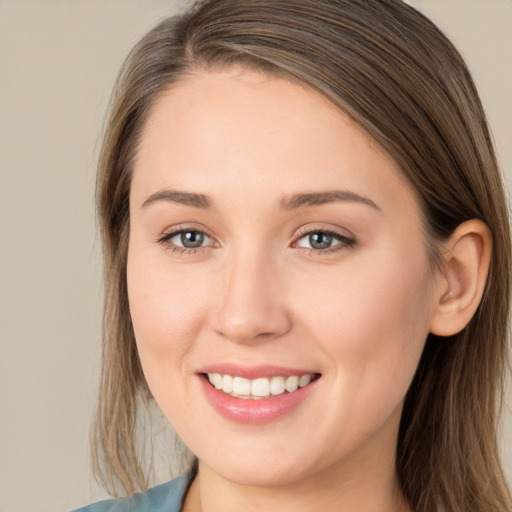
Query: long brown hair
xmin=92 ymin=1 xmax=511 ymax=510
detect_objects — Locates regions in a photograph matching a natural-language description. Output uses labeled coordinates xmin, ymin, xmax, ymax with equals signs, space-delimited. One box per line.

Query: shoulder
xmin=71 ymin=473 xmax=190 ymax=512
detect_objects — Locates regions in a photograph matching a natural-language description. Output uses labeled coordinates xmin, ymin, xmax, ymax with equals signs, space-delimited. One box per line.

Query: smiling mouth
xmin=204 ymin=372 xmax=321 ymax=400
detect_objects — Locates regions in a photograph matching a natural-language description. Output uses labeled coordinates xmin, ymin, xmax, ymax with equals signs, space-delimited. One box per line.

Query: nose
xmin=210 ymin=252 xmax=292 ymax=344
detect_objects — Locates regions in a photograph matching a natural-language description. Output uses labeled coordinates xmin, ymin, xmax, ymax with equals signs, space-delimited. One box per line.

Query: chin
xmin=193 ymin=435 xmax=333 ymax=489
xmin=205 ymin=458 xmax=312 ymax=488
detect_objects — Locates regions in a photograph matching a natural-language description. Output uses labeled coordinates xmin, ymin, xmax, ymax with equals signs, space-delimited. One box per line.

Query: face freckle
xmin=127 ymin=68 xmax=437 ymax=489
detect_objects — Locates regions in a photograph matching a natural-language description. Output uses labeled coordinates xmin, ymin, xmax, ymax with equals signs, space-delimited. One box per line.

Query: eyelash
xmin=156 ymin=226 xmax=215 ymax=256
xmin=293 ymin=227 xmax=357 ymax=255
xmin=156 ymin=226 xmax=357 ymax=256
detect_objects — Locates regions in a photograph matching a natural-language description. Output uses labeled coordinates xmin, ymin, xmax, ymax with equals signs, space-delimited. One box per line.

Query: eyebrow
xmin=280 ymin=190 xmax=381 ymax=212
xmin=142 ymin=190 xmax=212 ymax=209
xmin=141 ymin=188 xmax=381 ymax=212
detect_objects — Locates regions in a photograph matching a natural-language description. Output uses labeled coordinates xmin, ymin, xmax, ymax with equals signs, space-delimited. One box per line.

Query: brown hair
xmin=92 ymin=1 xmax=511 ymax=510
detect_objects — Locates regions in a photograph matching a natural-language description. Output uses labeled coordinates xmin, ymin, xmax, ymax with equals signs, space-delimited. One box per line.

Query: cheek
xmin=126 ymin=243 xmax=212 ymax=374
xmin=298 ymin=249 xmax=432 ymax=400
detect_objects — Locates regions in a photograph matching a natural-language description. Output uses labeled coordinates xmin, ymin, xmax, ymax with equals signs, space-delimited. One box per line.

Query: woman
xmin=75 ymin=1 xmax=511 ymax=511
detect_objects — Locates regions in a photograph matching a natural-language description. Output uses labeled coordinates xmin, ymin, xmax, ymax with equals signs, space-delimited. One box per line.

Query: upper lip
xmin=197 ymin=363 xmax=319 ymax=380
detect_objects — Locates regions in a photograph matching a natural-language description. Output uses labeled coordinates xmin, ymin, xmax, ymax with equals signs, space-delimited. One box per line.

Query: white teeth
xmin=299 ymin=374 xmax=312 ymax=388
xmin=285 ymin=376 xmax=299 ymax=393
xmin=232 ymin=376 xmax=251 ymax=396
xmin=251 ymin=378 xmax=270 ymax=397
xmin=270 ymin=376 xmax=286 ymax=395
xmin=206 ymin=372 xmax=317 ymax=398
xmin=222 ymin=374 xmax=233 ymax=393
xmin=213 ymin=373 xmax=223 ymax=390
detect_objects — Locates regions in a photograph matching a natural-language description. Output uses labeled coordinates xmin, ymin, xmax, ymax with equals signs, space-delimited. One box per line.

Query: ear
xmin=429 ymin=219 xmax=492 ymax=336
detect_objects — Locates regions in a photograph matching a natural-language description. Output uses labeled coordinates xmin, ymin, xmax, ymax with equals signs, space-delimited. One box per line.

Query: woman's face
xmin=127 ymin=69 xmax=438 ymax=487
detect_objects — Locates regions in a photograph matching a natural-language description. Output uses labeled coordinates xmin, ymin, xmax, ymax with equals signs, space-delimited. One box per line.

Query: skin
xmin=127 ymin=68 xmax=444 ymax=512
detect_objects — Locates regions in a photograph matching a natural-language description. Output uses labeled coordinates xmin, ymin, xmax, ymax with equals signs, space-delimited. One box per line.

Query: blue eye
xmin=296 ymin=230 xmax=355 ymax=252
xmin=158 ymin=229 xmax=214 ymax=250
xmin=175 ymin=230 xmax=206 ymax=248
xmin=301 ymin=232 xmax=338 ymax=250
xmin=157 ymin=227 xmax=355 ymax=255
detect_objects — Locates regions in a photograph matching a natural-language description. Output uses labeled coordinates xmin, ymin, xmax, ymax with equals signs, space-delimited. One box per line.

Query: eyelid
xmin=294 ymin=223 xmax=354 ymax=239
xmin=293 ymin=223 xmax=356 ymax=244
xmin=156 ymin=224 xmax=218 ymax=250
xmin=155 ymin=223 xmax=356 ymax=256
xmin=292 ymin=224 xmax=357 ymax=254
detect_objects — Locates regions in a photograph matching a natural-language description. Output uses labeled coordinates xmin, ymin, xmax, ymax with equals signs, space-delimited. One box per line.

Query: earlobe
xmin=429 ymin=220 xmax=492 ymax=337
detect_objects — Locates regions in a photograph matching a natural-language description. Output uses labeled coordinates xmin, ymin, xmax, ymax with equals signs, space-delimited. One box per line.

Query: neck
xmin=185 ymin=466 xmax=409 ymax=512
xmin=182 ymin=421 xmax=411 ymax=512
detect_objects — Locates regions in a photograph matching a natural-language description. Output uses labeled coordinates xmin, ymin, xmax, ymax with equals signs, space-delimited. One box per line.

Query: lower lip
xmin=198 ymin=375 xmax=319 ymax=425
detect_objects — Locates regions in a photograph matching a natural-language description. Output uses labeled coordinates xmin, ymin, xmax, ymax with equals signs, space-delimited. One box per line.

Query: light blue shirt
xmin=71 ymin=473 xmax=190 ymax=512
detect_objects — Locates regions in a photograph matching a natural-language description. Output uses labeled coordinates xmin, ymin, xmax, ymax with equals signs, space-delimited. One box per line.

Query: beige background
xmin=0 ymin=1 xmax=510 ymax=511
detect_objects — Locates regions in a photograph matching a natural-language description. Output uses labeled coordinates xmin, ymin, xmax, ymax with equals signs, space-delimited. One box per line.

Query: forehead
xmin=132 ymin=68 xmax=418 ymax=216
xmin=139 ymin=69 xmax=382 ymax=159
